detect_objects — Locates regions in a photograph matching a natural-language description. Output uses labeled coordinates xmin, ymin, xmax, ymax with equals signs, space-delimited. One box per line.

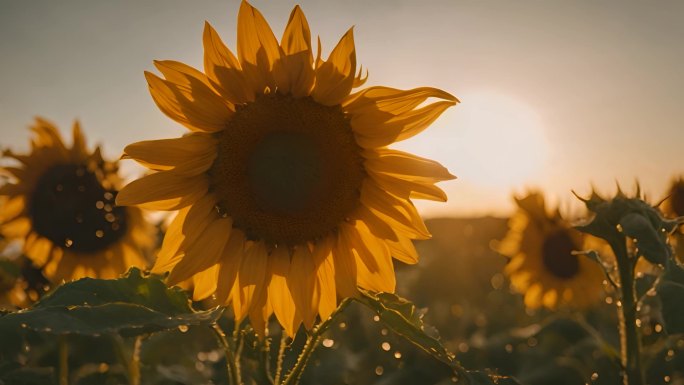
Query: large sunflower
xmin=0 ymin=118 xmax=153 ymax=282
xmin=117 ymin=1 xmax=456 ymax=337
xmin=498 ymin=192 xmax=604 ymax=309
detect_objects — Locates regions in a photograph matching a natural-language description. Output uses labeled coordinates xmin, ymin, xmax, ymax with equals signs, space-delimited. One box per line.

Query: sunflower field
xmin=1 ymin=1 xmax=683 ymax=385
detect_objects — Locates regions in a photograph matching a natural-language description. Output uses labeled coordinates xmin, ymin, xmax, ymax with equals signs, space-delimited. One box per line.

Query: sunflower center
xmin=210 ymin=94 xmax=365 ymax=247
xmin=28 ymin=164 xmax=128 ymax=254
xmin=541 ymin=231 xmax=580 ymax=279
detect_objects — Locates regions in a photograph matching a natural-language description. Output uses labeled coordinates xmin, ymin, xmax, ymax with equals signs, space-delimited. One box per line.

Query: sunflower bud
xmin=575 ymin=189 xmax=679 ymax=265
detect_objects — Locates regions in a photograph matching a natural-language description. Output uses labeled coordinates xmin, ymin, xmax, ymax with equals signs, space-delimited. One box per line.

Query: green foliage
xmin=0 ymin=268 xmax=223 ymax=338
xmin=356 ymin=290 xmax=521 ymax=385
xmin=657 ymin=261 xmax=684 ymax=334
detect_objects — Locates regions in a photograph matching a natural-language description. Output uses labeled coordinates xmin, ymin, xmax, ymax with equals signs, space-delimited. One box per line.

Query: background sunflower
xmin=0 ymin=118 xmax=154 ymax=283
xmin=497 ymin=192 xmax=605 ymax=309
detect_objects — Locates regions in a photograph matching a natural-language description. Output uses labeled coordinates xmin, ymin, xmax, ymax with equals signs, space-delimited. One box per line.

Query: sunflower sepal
xmin=575 ymin=189 xmax=675 ymax=266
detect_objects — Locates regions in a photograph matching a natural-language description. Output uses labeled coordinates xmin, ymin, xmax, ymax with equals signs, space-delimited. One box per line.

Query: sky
xmin=1 ymin=0 xmax=682 ymax=218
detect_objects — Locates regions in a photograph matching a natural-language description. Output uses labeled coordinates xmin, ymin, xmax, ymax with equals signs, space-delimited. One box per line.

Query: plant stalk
xmin=613 ymin=240 xmax=645 ymax=385
xmin=213 ymin=323 xmax=242 ymax=385
xmin=281 ymin=299 xmax=351 ymax=385
xmin=58 ymin=335 xmax=68 ymax=385
xmin=129 ymin=336 xmax=142 ymax=385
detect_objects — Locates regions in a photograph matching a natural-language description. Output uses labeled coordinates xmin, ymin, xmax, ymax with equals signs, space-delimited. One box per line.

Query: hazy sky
xmin=1 ymin=0 xmax=682 ymax=217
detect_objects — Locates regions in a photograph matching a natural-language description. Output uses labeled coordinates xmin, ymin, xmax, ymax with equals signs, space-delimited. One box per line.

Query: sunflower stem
xmin=274 ymin=333 xmax=289 ymax=385
xmin=129 ymin=336 xmax=142 ymax=385
xmin=612 ymin=240 xmax=645 ymax=385
xmin=281 ymin=299 xmax=351 ymax=385
xmin=58 ymin=335 xmax=68 ymax=385
xmin=212 ymin=323 xmax=242 ymax=385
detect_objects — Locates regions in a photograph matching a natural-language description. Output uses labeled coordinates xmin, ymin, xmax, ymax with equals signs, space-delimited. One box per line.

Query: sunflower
xmin=117 ymin=1 xmax=456 ymax=337
xmin=498 ymin=192 xmax=604 ymax=309
xmin=0 ymin=118 xmax=154 ymax=283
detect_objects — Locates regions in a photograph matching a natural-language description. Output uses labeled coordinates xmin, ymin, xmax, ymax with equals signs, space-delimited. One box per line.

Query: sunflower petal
xmin=215 ymin=229 xmax=246 ymax=304
xmin=353 ymin=101 xmax=456 ymax=148
xmin=203 ymin=21 xmax=254 ymax=104
xmin=145 ymin=71 xmax=232 ymax=133
xmin=116 ymin=171 xmax=208 ymax=211
xmin=345 ymin=86 xmax=457 ymax=116
xmin=288 ymin=245 xmax=319 ymax=329
xmin=364 ymin=148 xmax=455 ymax=182
xmin=281 ymin=5 xmax=314 ymax=97
xmin=360 ymin=180 xmax=430 ymax=239
xmin=237 ymin=1 xmax=288 ymax=94
xmin=312 ymin=28 xmax=356 ymax=106
xmin=268 ymin=248 xmax=300 ymax=337
xmin=122 ymin=134 xmax=216 ymax=175
xmin=332 ymin=230 xmax=358 ymax=298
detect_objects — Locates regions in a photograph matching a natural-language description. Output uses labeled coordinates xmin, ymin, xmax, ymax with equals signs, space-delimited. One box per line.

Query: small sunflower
xmin=498 ymin=192 xmax=604 ymax=310
xmin=117 ymin=1 xmax=456 ymax=337
xmin=0 ymin=118 xmax=153 ymax=282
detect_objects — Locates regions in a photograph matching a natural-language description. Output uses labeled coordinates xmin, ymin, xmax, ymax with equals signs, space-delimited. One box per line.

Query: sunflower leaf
xmin=657 ymin=261 xmax=684 ymax=334
xmin=355 ymin=290 xmax=521 ymax=384
xmin=0 ymin=268 xmax=223 ymax=337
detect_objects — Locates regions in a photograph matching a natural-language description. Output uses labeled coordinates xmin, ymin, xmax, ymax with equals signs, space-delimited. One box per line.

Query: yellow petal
xmin=154 ymin=193 xmax=217 ymax=272
xmin=312 ymin=28 xmax=356 ymax=106
xmin=268 ymin=247 xmax=300 ymax=338
xmin=385 ymin=234 xmax=419 ymax=265
xmin=287 ymin=245 xmax=318 ymax=329
xmin=280 ymin=5 xmax=314 ymax=98
xmin=237 ymin=1 xmax=288 ymax=94
xmin=123 ymin=134 xmax=217 ymax=175
xmin=71 ymin=120 xmax=87 ymax=160
xmin=192 ymin=264 xmax=220 ymax=301
xmin=345 ymin=86 xmax=457 ymax=116
xmin=31 ymin=118 xmax=67 ymax=151
xmin=332 ymin=231 xmax=358 ymax=298
xmin=369 ymin=171 xmax=448 ymax=202
xmin=360 ymin=180 xmax=430 ymax=239
xmin=0 ymin=217 xmax=31 ymax=238
xmin=167 ymin=217 xmax=232 ymax=285
xmin=116 ymin=171 xmax=208 ymax=211
xmin=0 ymin=196 xmax=25 ymax=222
xmin=353 ymin=101 xmax=456 ymax=148
xmin=145 ymin=71 xmax=233 ymax=133
xmin=314 ymin=237 xmax=337 ymax=320
xmin=202 ymin=22 xmax=254 ymax=104
xmin=215 ymin=229 xmax=246 ymax=304
xmin=364 ymin=148 xmax=455 ymax=183
xmin=234 ymin=241 xmax=268 ymax=321
xmin=154 ymin=60 xmax=215 ymax=90
xmin=345 ymin=223 xmax=395 ymax=293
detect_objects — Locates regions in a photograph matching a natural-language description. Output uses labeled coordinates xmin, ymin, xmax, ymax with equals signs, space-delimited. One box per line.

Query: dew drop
xmin=322 ymin=338 xmax=334 ymax=348
xmin=98 ymin=363 xmax=109 ymax=373
xmin=207 ymin=351 xmax=220 ymax=362
xmin=605 ymin=297 xmax=613 ymax=304
xmin=458 ymin=342 xmax=469 ymax=353
xmin=380 ymin=328 xmax=388 ymax=336
xmin=178 ymin=325 xmax=189 ymax=333
xmin=373 ymin=315 xmax=380 ymax=322
xmin=505 ymin=344 xmax=513 ymax=353
xmin=197 ymin=352 xmax=207 ymax=361
xmin=394 ymin=351 xmax=402 ymax=359
xmin=338 ymin=321 xmax=347 ymax=330
xmin=591 ymin=372 xmax=599 ymax=381
xmin=195 ymin=362 xmax=205 ymax=371
xmin=655 ymin=324 xmax=663 ymax=333
xmin=64 ymin=238 xmax=73 ymax=248
xmin=375 ymin=366 xmax=384 ymax=376
xmin=104 ymin=192 xmax=114 ymax=200
xmin=664 ymin=375 xmax=671 ymax=383
xmin=635 ymin=319 xmax=642 ymax=327
xmin=95 ymin=230 xmax=104 ymax=238
xmin=96 ymin=201 xmax=105 ymax=209
xmin=381 ymin=342 xmax=391 ymax=351
xmin=105 ymin=213 xmax=116 ymax=222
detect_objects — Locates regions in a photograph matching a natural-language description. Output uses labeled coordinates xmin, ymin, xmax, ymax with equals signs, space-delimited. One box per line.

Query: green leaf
xmin=0 ymin=268 xmax=223 ymax=337
xmin=355 ymin=290 xmax=521 ymax=385
xmin=657 ymin=261 xmax=684 ymax=334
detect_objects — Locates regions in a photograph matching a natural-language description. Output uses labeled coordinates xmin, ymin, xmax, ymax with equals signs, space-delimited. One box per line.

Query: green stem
xmin=613 ymin=240 xmax=645 ymax=385
xmin=129 ymin=336 xmax=142 ymax=385
xmin=274 ymin=333 xmax=289 ymax=385
xmin=58 ymin=335 xmax=68 ymax=385
xmin=281 ymin=299 xmax=351 ymax=385
xmin=212 ymin=324 xmax=242 ymax=385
